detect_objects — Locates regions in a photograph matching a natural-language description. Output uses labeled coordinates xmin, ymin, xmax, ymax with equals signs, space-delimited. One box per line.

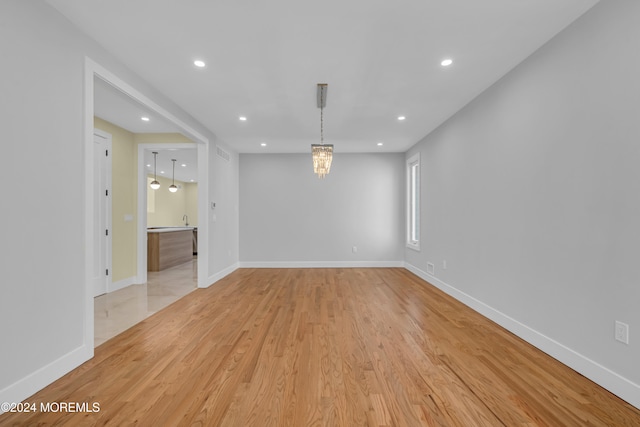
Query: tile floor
xmin=94 ymin=257 xmax=197 ymax=347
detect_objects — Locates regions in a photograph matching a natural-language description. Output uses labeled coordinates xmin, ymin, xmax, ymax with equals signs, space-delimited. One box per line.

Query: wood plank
xmin=1 ymin=268 xmax=639 ymax=426
xmin=147 ymin=232 xmax=160 ymax=271
xmin=147 ymin=230 xmax=192 ymax=272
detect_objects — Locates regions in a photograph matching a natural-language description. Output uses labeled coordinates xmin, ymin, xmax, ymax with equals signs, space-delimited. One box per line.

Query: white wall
xmin=209 ymin=145 xmax=240 ymax=279
xmin=405 ymin=0 xmax=640 ymax=407
xmin=240 ymin=153 xmax=405 ymax=266
xmin=0 ymin=0 xmax=239 ymax=406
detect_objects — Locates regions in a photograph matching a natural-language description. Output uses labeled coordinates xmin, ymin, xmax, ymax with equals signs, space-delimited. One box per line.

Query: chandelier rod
xmin=317 ymin=83 xmax=327 ymax=145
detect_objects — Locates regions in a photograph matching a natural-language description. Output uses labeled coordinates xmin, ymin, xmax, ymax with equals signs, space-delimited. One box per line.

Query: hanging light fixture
xmin=169 ymin=159 xmax=178 ymax=192
xmin=150 ymin=151 xmax=160 ymax=190
xmin=312 ymin=83 xmax=333 ymax=178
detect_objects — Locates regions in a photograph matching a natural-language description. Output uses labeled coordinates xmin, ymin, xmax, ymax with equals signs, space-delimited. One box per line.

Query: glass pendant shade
xmin=150 ymin=180 xmax=160 ymax=190
xmin=169 ymin=184 xmax=178 ymax=193
xmin=311 ymin=144 xmax=333 ymax=179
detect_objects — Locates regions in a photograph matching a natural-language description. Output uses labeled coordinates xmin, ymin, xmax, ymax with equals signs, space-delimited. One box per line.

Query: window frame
xmin=406 ymin=153 xmax=420 ymax=251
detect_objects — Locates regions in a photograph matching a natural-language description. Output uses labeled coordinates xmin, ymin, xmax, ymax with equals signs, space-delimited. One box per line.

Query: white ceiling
xmin=49 ymin=0 xmax=598 ymax=154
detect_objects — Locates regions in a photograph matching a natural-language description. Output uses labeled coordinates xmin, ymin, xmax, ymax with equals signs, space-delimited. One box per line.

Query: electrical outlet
xmin=615 ymin=321 xmax=629 ymax=344
xmin=427 ymin=263 xmax=435 ymax=275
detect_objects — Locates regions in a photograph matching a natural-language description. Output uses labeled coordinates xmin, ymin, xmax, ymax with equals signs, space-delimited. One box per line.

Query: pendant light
xmin=311 ymin=83 xmax=333 ymax=178
xmin=150 ymin=151 xmax=160 ymax=190
xmin=169 ymin=159 xmax=178 ymax=192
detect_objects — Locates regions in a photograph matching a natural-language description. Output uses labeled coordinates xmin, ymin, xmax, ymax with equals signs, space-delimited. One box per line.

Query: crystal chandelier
xmin=312 ymin=83 xmax=333 ymax=178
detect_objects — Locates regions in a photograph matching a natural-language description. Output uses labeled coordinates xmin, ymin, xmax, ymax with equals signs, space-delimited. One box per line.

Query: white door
xmin=93 ymin=130 xmax=112 ymax=297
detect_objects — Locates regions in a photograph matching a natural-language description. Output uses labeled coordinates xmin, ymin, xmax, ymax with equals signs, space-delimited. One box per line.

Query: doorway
xmin=85 ymin=57 xmax=211 ymax=353
xmin=137 ymin=144 xmax=199 ymax=285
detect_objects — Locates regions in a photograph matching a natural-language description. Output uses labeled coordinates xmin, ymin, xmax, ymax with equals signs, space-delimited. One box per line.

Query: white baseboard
xmin=0 ymin=345 xmax=91 ymax=415
xmin=108 ymin=276 xmax=136 ymax=293
xmin=238 ymin=261 xmax=405 ymax=268
xmin=201 ymin=262 xmax=239 ymax=288
xmin=403 ymin=262 xmax=640 ymax=410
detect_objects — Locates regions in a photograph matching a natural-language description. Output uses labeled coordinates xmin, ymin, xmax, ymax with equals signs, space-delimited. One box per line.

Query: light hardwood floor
xmin=1 ymin=268 xmax=639 ymax=426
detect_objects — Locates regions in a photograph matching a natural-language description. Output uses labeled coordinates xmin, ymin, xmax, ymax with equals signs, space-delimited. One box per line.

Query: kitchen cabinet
xmin=147 ymin=228 xmax=193 ymax=271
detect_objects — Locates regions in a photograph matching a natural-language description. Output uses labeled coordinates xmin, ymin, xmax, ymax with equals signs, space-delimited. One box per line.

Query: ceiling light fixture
xmin=141 ymin=116 xmax=150 ymax=122
xmin=194 ymin=60 xmax=206 ymax=68
xmin=377 ymin=142 xmax=384 ymax=146
xmin=169 ymin=159 xmax=178 ymax=193
xmin=239 ymin=116 xmax=247 ymax=121
xmin=261 ymin=143 xmax=267 ymax=147
xmin=311 ymin=83 xmax=333 ymax=179
xmin=149 ymin=152 xmax=160 ymax=190
xmin=398 ymin=116 xmax=406 ymax=121
xmin=441 ymin=58 xmax=453 ymax=67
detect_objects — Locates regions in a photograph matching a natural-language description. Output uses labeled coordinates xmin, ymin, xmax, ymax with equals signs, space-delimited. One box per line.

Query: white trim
xmin=403 ymin=262 xmax=640 ymax=410
xmin=406 ymin=152 xmax=420 ymax=251
xmin=203 ymin=262 xmax=240 ymax=288
xmin=197 ymin=142 xmax=209 ymax=288
xmin=0 ymin=345 xmax=90 ymax=415
xmin=239 ymin=261 xmax=405 ymax=269
xmin=83 ymin=59 xmax=95 ymax=362
xmin=108 ymin=276 xmax=137 ymax=293
xmin=406 ymin=243 xmax=421 ymax=252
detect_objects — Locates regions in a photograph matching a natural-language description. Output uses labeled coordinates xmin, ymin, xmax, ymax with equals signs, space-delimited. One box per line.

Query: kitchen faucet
xmin=183 ymin=214 xmax=189 ymax=226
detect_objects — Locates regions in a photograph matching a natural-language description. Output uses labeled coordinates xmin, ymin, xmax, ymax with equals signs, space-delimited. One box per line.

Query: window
xmin=407 ymin=153 xmax=420 ymax=250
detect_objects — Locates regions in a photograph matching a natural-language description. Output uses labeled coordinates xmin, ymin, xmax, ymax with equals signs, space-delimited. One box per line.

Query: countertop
xmin=147 ymin=227 xmax=197 ymax=233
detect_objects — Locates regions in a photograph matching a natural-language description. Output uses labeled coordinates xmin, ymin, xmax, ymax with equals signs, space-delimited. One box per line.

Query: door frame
xmin=84 ymin=57 xmax=210 ymax=354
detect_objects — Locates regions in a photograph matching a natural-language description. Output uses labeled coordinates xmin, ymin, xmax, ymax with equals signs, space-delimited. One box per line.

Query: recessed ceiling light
xmin=239 ymin=116 xmax=247 ymax=121
xmin=377 ymin=142 xmax=383 ymax=146
xmin=146 ymin=164 xmax=151 ymax=168
xmin=181 ymin=164 xmax=187 ymax=167
xmin=160 ymin=171 xmax=165 ymax=174
xmin=398 ymin=116 xmax=406 ymax=121
xmin=194 ymin=60 xmax=206 ymax=68
xmin=190 ymin=179 xmax=195 ymax=182
xmin=260 ymin=143 xmax=267 ymax=147
xmin=141 ymin=117 xmax=150 ymax=121
xmin=441 ymin=58 xmax=453 ymax=67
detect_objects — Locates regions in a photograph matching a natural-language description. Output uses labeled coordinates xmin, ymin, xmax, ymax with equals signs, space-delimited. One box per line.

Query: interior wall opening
xmin=85 ymin=58 xmax=210 ymax=351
